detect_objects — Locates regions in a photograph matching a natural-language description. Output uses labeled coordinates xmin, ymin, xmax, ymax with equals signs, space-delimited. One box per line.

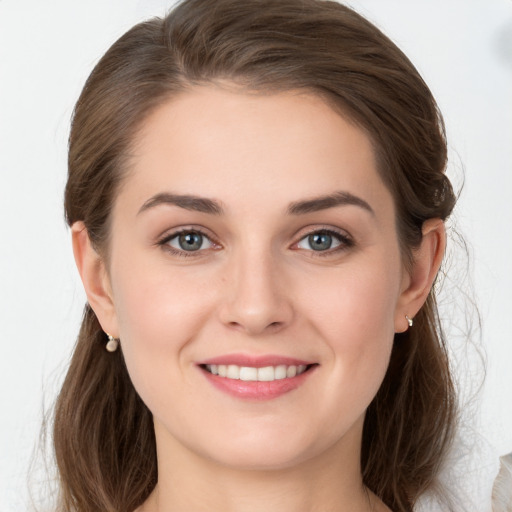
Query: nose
xmin=218 ymin=249 xmax=294 ymax=336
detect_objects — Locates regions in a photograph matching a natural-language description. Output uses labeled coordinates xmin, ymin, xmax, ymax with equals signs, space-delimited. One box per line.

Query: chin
xmin=206 ymin=444 xmax=317 ymax=472
xmin=191 ymin=423 xmax=347 ymax=473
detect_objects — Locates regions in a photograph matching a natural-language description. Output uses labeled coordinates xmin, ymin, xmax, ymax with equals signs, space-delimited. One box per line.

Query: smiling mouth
xmin=201 ymin=363 xmax=316 ymax=382
xmin=199 ymin=360 xmax=318 ymax=400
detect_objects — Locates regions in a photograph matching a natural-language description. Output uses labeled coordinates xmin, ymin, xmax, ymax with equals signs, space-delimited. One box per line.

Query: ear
xmin=394 ymin=219 xmax=446 ymax=333
xmin=71 ymin=221 xmax=119 ymax=337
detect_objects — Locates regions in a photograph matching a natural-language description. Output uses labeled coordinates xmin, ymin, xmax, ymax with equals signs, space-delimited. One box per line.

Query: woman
xmin=54 ymin=0 xmax=457 ymax=510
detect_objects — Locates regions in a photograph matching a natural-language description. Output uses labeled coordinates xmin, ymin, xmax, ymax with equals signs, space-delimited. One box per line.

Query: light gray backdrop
xmin=1 ymin=0 xmax=511 ymax=510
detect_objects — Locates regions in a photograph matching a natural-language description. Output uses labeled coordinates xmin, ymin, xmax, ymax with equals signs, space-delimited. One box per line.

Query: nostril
xmin=265 ymin=321 xmax=286 ymax=333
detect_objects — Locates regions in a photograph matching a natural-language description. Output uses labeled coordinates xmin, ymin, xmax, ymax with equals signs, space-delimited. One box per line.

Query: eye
xmin=295 ymin=229 xmax=352 ymax=254
xmin=161 ymin=229 xmax=216 ymax=254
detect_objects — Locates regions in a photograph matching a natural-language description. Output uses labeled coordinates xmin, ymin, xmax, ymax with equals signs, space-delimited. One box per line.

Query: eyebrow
xmin=137 ymin=190 xmax=374 ymax=217
xmin=138 ymin=193 xmax=224 ymax=215
xmin=287 ymin=191 xmax=375 ymax=216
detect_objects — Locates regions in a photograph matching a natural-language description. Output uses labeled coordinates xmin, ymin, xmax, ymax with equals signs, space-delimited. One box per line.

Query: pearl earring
xmin=105 ymin=333 xmax=119 ymax=352
xmin=405 ymin=315 xmax=413 ymax=328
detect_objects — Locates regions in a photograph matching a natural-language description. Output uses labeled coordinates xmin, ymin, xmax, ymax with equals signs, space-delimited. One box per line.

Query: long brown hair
xmin=55 ymin=1 xmax=457 ymax=510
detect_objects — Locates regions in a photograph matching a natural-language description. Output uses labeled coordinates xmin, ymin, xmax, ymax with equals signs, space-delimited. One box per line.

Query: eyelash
xmin=157 ymin=227 xmax=219 ymax=258
xmin=157 ymin=227 xmax=354 ymax=258
xmin=294 ymin=227 xmax=354 ymax=257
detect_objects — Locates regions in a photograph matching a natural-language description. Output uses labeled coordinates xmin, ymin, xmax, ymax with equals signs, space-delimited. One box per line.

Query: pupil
xmin=179 ymin=232 xmax=202 ymax=251
xmin=309 ymin=233 xmax=332 ymax=251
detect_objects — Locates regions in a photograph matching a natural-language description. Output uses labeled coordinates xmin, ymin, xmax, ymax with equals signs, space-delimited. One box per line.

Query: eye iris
xmin=179 ymin=232 xmax=202 ymax=251
xmin=309 ymin=233 xmax=332 ymax=251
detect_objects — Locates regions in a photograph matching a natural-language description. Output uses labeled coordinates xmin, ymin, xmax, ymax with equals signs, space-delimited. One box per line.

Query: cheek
xmin=112 ymin=244 xmax=216 ymax=337
xmin=305 ymin=253 xmax=401 ymax=341
xmin=302 ymin=254 xmax=401 ymax=399
xmin=109 ymin=256 xmax=216 ymax=401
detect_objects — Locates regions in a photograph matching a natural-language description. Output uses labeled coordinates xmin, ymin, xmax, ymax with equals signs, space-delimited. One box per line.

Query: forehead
xmin=119 ymin=86 xmax=393 ymax=220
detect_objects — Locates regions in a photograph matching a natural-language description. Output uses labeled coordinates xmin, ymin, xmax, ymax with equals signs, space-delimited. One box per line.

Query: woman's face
xmin=102 ymin=86 xmax=410 ymax=470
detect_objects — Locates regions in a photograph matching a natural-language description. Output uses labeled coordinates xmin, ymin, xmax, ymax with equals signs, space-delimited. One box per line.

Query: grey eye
xmin=168 ymin=231 xmax=213 ymax=252
xmin=297 ymin=231 xmax=343 ymax=252
xmin=308 ymin=233 xmax=332 ymax=251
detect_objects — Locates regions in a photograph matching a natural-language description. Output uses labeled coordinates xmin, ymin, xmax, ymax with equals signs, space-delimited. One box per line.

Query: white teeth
xmin=258 ymin=366 xmax=275 ymax=381
xmin=239 ymin=366 xmax=258 ymax=381
xmin=205 ymin=364 xmax=310 ymax=381
xmin=227 ymin=365 xmax=240 ymax=379
xmin=286 ymin=365 xmax=297 ymax=378
xmin=274 ymin=365 xmax=287 ymax=380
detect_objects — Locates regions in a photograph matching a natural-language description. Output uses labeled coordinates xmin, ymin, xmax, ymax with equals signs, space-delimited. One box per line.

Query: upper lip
xmin=198 ymin=353 xmax=316 ymax=368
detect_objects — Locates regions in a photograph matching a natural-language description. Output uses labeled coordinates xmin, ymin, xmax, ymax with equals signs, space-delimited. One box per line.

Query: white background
xmin=1 ymin=1 xmax=511 ymax=510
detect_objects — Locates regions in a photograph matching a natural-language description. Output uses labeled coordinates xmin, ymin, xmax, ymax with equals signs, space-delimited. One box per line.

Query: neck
xmin=140 ymin=417 xmax=377 ymax=512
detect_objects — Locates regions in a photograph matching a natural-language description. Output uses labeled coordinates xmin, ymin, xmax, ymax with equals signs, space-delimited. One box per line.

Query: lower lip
xmin=200 ymin=366 xmax=316 ymax=400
